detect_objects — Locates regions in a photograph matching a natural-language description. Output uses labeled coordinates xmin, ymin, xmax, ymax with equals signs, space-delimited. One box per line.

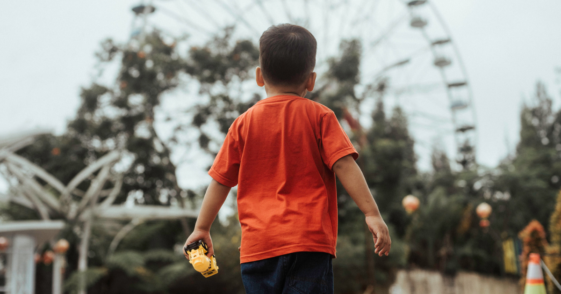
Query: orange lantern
xmin=54 ymin=239 xmax=69 ymax=254
xmin=43 ymin=251 xmax=55 ymax=265
xmin=0 ymin=237 xmax=9 ymax=251
xmin=402 ymin=195 xmax=420 ymax=213
xmin=51 ymin=147 xmax=61 ymax=156
xmin=476 ymin=202 xmax=492 ymax=219
xmin=476 ymin=202 xmax=492 ymax=227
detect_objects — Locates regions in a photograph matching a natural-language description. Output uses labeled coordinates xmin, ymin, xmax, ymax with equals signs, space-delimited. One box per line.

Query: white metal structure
xmin=0 ymin=131 xmax=198 ymax=294
xmin=0 ymin=221 xmax=64 ymax=294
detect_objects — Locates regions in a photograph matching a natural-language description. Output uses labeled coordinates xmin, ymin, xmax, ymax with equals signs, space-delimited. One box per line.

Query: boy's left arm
xmin=183 ymin=178 xmax=231 ymax=259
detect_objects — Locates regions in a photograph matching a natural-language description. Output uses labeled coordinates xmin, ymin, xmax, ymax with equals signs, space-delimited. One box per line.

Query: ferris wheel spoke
xmin=324 ymin=0 xmax=331 ymax=50
xmin=413 ymin=138 xmax=448 ymax=154
xmin=303 ymin=0 xmax=312 ymax=28
xmin=156 ymin=6 xmax=214 ymax=36
xmin=210 ymin=0 xmax=260 ymax=37
xmin=351 ymin=0 xmax=382 ymax=30
xmin=350 ymin=0 xmax=375 ymax=24
xmin=281 ymin=0 xmax=297 ymax=24
xmin=409 ymin=121 xmax=454 ymax=133
xmin=409 ymin=111 xmax=450 ymax=124
xmin=369 ymin=12 xmax=408 ymax=51
xmin=392 ymin=45 xmax=432 ymax=85
xmin=254 ymin=0 xmax=276 ymax=26
xmin=362 ymin=44 xmax=429 ymax=85
xmin=391 ymin=83 xmax=446 ymax=95
xmin=180 ymin=0 xmax=222 ymax=30
xmin=335 ymin=0 xmax=353 ymax=43
xmin=401 ymin=54 xmax=437 ymax=89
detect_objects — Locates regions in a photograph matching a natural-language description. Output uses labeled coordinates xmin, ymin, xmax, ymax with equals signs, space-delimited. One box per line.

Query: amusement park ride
xmin=0 ymin=130 xmax=198 ymax=294
xmin=142 ymin=0 xmax=478 ymax=169
xmin=0 ymin=0 xmax=477 ymax=293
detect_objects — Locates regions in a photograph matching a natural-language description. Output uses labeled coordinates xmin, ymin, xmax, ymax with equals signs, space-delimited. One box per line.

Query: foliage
xmin=519 ymin=220 xmax=549 ymax=287
xmin=181 ymin=27 xmax=261 ymax=154
xmin=63 ymin=249 xmax=194 ymax=294
xmin=547 ymin=190 xmax=561 ymax=293
xmin=492 ymin=83 xmax=561 ymax=234
xmin=64 ymin=268 xmax=108 ymax=294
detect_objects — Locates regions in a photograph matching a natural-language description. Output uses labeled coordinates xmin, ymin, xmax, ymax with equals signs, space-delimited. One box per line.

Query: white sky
xmin=1 ymin=0 xmax=561 ymax=191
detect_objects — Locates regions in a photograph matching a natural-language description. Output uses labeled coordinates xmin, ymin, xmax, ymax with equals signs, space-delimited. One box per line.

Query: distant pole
xmin=53 ymin=239 xmax=69 ymax=294
xmin=52 ymin=254 xmax=63 ymax=294
xmin=78 ymin=218 xmax=92 ymax=294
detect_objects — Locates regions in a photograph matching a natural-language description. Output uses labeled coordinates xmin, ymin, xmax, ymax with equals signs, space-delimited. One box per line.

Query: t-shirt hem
xmin=208 ymin=168 xmax=237 ymax=187
xmin=327 ymin=147 xmax=359 ymax=170
xmin=240 ymin=244 xmax=336 ymax=263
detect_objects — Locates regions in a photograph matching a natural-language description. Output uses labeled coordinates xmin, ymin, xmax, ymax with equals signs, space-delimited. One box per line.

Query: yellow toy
xmin=184 ymin=240 xmax=219 ymax=278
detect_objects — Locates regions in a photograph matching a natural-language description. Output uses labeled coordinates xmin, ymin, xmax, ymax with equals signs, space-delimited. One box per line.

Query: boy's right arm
xmin=183 ymin=178 xmax=231 ymax=259
xmin=333 ymin=155 xmax=391 ymax=256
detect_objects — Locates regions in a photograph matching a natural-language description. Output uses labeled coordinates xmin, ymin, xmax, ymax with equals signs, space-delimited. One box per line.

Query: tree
xmin=519 ymin=220 xmax=549 ymax=288
xmin=547 ymin=190 xmax=561 ymax=294
xmin=493 ymin=83 xmax=561 ymax=234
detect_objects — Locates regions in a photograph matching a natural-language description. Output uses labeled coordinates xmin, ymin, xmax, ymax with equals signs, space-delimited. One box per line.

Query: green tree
xmin=493 ymin=82 xmax=561 ymax=234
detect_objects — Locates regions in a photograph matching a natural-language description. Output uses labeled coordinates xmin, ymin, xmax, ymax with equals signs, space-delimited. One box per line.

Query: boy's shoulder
xmin=247 ymin=96 xmax=334 ymax=115
xmin=230 ymin=97 xmax=335 ymax=130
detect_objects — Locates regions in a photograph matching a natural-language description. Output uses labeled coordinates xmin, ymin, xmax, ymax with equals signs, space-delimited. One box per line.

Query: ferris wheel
xmin=128 ymin=0 xmax=477 ymax=169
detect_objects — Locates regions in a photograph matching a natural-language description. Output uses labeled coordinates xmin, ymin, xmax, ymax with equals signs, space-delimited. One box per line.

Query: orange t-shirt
xmin=208 ymin=95 xmax=358 ymax=263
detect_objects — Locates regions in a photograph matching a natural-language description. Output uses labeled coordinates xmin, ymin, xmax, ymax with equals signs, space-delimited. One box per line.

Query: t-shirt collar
xmin=256 ymin=95 xmax=308 ymax=104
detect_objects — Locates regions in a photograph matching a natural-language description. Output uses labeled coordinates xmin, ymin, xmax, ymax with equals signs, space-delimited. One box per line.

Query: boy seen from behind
xmin=184 ymin=24 xmax=391 ymax=294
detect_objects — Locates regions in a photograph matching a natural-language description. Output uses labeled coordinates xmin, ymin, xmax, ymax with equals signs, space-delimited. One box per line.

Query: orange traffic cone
xmin=524 ymin=253 xmax=547 ymax=294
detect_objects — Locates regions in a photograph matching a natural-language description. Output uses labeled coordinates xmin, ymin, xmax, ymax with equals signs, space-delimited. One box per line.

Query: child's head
xmin=256 ymin=24 xmax=317 ymax=95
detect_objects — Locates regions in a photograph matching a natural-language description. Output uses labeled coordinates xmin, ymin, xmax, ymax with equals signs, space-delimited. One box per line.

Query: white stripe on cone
xmin=527 ymin=262 xmax=544 ymax=280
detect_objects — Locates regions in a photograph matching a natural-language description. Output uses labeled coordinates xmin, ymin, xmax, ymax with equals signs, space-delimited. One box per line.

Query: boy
xmin=184 ymin=24 xmax=390 ymax=293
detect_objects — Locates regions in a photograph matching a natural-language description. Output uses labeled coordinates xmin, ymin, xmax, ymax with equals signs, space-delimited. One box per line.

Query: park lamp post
xmin=476 ymin=202 xmax=492 ymax=228
xmin=52 ymin=239 xmax=69 ymax=294
xmin=402 ymin=195 xmax=420 ymax=214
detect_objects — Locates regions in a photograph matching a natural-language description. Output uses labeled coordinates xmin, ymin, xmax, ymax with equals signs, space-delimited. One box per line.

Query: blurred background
xmin=0 ymin=0 xmax=560 ymax=293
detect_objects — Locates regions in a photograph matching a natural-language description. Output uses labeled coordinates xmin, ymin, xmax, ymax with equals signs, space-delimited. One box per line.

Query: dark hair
xmin=259 ymin=24 xmax=317 ymax=86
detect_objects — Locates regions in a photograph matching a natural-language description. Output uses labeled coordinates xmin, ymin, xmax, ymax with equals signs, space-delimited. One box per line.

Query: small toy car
xmin=184 ymin=240 xmax=219 ymax=278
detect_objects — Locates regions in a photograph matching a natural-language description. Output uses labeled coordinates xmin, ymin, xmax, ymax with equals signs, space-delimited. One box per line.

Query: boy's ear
xmin=256 ymin=67 xmax=265 ymax=87
xmin=306 ymin=72 xmax=317 ymax=92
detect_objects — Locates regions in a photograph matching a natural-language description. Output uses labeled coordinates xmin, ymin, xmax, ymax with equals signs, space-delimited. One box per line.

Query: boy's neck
xmin=264 ymin=84 xmax=307 ymax=98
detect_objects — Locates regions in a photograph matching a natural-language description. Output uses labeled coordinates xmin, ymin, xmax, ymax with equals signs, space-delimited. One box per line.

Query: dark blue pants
xmin=240 ymin=252 xmax=334 ymax=294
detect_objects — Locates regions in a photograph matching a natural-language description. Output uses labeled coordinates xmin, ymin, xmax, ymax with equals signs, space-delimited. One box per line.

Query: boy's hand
xmin=365 ymin=215 xmax=391 ymax=257
xmin=183 ymin=229 xmax=214 ymax=259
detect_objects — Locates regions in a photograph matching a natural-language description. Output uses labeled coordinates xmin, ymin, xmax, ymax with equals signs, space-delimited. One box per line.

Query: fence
xmin=388 ymin=269 xmax=521 ymax=294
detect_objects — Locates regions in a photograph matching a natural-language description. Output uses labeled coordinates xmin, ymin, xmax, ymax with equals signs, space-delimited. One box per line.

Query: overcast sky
xmin=1 ymin=0 xmax=560 ymax=190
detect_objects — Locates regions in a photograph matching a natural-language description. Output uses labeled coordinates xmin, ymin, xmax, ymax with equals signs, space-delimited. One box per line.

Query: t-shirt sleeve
xmin=319 ymin=111 xmax=359 ymax=170
xmin=208 ymin=129 xmax=240 ymax=187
